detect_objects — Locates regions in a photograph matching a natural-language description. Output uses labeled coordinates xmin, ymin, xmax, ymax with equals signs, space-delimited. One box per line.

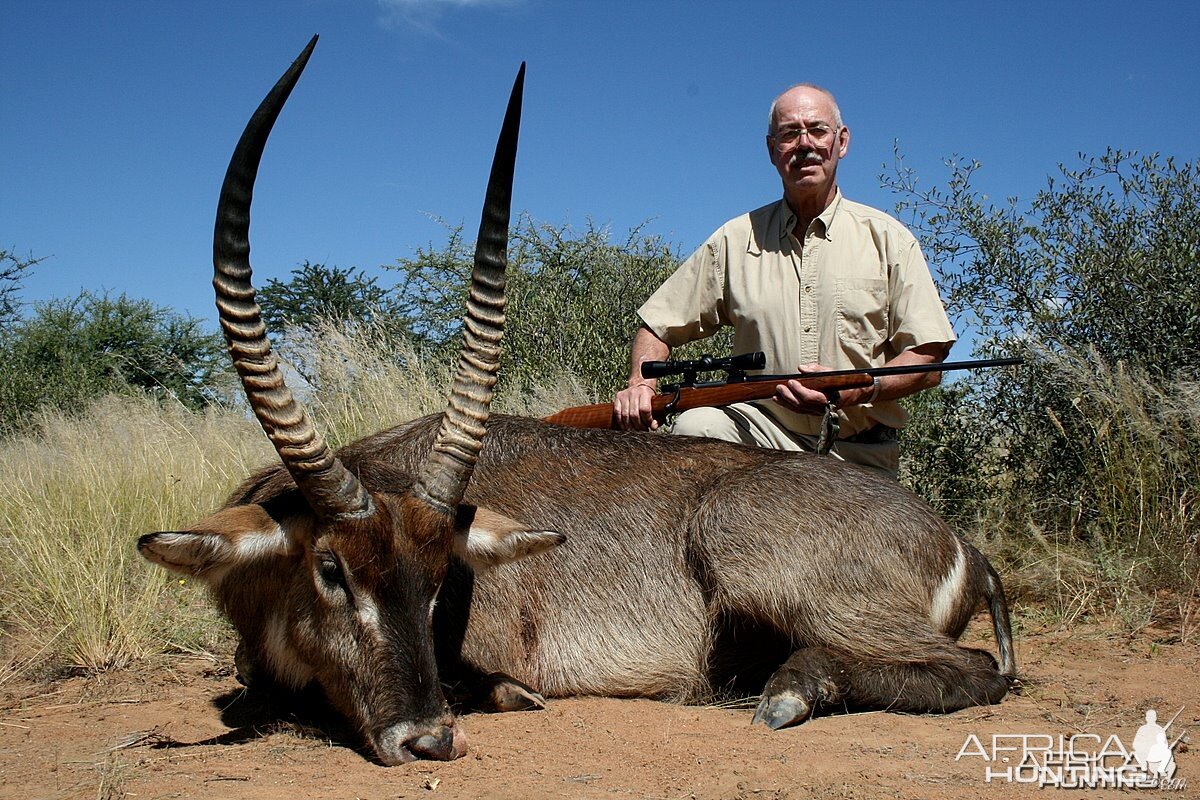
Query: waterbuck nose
xmin=408 ymin=725 xmax=459 ymax=761
xmin=375 ymin=722 xmax=467 ymax=765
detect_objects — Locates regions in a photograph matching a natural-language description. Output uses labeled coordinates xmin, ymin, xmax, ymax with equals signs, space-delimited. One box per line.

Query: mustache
xmin=787 ymin=151 xmax=824 ymax=168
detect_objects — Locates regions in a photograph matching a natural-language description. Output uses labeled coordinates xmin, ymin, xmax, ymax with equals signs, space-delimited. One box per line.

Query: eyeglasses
xmin=770 ymin=124 xmax=839 ymax=148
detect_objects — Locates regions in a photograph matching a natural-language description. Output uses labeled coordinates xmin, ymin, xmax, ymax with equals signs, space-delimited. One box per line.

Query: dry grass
xmin=975 ymin=353 xmax=1200 ymax=637
xmin=0 ymin=324 xmax=592 ymax=679
xmin=289 ymin=321 xmax=593 ymax=449
xmin=289 ymin=324 xmax=452 ymax=449
xmin=1065 ymin=358 xmax=1199 ymax=586
xmin=0 ymin=394 xmax=271 ymax=675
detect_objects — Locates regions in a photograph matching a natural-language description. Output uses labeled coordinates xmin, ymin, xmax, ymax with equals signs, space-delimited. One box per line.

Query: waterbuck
xmin=138 ymin=38 xmax=1017 ymax=766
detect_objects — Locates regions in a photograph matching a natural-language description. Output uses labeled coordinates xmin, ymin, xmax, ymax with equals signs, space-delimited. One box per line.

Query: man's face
xmin=766 ymin=87 xmax=850 ymax=201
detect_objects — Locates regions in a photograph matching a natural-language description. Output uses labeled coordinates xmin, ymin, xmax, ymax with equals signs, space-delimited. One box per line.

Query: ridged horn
xmin=213 ymin=35 xmax=374 ymax=522
xmin=412 ymin=64 xmax=524 ymax=516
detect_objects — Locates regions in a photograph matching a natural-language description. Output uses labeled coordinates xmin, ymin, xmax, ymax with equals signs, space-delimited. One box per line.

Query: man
xmin=612 ymin=84 xmax=954 ymax=477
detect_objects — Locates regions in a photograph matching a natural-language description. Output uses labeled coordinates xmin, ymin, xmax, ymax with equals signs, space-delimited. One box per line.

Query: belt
xmin=842 ymin=423 xmax=899 ymax=444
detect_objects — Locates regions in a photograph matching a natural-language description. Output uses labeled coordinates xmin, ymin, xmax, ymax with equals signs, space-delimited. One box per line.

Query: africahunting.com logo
xmin=956 ymin=707 xmax=1187 ymax=789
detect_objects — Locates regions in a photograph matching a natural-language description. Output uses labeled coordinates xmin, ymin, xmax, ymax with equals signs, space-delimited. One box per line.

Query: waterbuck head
xmin=137 ymin=38 xmax=555 ymax=765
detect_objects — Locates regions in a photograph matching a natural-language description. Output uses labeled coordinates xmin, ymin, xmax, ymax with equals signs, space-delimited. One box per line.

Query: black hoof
xmin=475 ymin=672 xmax=546 ymax=712
xmin=751 ymin=691 xmax=813 ymax=729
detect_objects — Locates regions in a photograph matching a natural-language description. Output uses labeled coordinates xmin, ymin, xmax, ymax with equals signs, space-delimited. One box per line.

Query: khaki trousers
xmin=669 ymin=402 xmax=899 ymax=478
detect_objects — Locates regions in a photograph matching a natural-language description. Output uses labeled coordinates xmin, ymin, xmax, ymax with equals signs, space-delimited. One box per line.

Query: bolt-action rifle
xmin=542 ymin=352 xmax=1023 ymax=429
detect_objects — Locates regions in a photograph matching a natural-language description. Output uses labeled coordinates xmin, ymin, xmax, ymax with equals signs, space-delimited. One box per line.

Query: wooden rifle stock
xmin=542 ymin=373 xmax=873 ymax=429
xmin=542 ymin=357 xmax=1023 ymax=430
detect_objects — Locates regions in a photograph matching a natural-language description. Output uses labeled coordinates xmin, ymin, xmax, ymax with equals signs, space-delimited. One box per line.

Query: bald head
xmin=767 ymin=84 xmax=843 ymax=136
xmin=765 ymin=83 xmax=850 ymax=219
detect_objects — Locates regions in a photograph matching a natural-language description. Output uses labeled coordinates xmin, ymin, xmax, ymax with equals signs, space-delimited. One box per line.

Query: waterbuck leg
xmin=442 ymin=667 xmax=546 ymax=713
xmin=753 ymin=645 xmax=1009 ymax=729
xmin=470 ymin=672 xmax=546 ymax=712
xmin=845 ymin=647 xmax=1009 ymax=714
xmin=752 ymin=647 xmax=848 ymax=729
xmin=432 ymin=561 xmax=545 ymax=713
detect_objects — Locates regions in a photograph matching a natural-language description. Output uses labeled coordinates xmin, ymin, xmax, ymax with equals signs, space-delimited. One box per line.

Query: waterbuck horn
xmin=213 ymin=35 xmax=374 ymax=522
xmin=412 ymin=64 xmax=525 ymax=516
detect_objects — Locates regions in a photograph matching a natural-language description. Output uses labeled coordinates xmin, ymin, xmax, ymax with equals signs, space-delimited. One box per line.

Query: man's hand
xmin=774 ymin=362 xmax=839 ymax=415
xmin=775 ymin=345 xmax=952 ymax=415
xmin=614 ymin=326 xmax=671 ymax=431
xmin=614 ymin=381 xmax=658 ymax=430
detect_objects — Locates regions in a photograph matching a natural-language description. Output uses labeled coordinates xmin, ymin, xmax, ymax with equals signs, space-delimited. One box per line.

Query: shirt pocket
xmin=836 ymin=278 xmax=889 ymax=346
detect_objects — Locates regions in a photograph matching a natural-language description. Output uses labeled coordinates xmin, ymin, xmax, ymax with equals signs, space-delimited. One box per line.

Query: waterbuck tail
xmin=985 ymin=562 xmax=1017 ymax=680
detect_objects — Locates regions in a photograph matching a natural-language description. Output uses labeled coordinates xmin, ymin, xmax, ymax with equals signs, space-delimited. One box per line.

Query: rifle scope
xmin=641 ymin=351 xmax=766 ymax=381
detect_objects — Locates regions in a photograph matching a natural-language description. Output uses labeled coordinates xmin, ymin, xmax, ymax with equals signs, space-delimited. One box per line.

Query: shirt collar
xmin=746 ymin=189 xmax=844 ymax=257
xmin=778 ymin=188 xmax=843 ymax=244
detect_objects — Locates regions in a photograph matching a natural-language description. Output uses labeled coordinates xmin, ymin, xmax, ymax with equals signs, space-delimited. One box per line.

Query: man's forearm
xmin=780 ymin=341 xmax=953 ymax=413
xmin=614 ymin=325 xmax=673 ymax=430
xmin=861 ymin=342 xmax=952 ymax=406
xmin=626 ymin=325 xmax=671 ymax=388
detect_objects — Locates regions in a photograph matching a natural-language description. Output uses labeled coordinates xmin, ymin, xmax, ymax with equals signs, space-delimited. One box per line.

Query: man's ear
xmin=766 ymin=132 xmax=790 ymax=171
xmin=453 ymin=504 xmax=566 ymax=570
xmin=138 ymin=504 xmax=296 ymax=582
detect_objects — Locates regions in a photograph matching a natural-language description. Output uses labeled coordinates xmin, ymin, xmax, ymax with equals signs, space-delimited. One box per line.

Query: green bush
xmin=885 ymin=149 xmax=1200 ymax=377
xmin=0 ymin=291 xmax=228 ymax=435
xmin=386 ymin=216 xmax=728 ymax=401
xmin=889 ymin=150 xmax=1200 ymax=612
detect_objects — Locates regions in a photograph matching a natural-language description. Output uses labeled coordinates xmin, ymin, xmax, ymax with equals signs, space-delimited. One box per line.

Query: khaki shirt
xmin=638 ymin=191 xmax=955 ymax=437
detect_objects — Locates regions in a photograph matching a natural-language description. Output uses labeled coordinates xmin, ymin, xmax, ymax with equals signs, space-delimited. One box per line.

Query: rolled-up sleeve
xmin=888 ymin=237 xmax=956 ymax=354
xmin=637 ymin=234 xmax=728 ymax=348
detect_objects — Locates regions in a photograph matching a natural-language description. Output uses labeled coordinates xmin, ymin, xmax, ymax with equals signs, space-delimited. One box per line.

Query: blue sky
xmin=5 ymin=1 xmax=1199 ymax=341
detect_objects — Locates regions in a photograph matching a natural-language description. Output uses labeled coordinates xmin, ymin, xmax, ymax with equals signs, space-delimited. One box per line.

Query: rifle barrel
xmin=751 ymin=357 xmax=1024 ymax=383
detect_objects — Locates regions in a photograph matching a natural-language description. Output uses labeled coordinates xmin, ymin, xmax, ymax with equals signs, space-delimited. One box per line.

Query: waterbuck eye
xmin=317 ymin=555 xmax=346 ymax=589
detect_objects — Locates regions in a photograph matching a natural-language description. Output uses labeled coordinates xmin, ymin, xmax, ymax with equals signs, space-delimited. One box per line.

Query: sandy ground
xmin=2 ymin=621 xmax=1196 ymax=800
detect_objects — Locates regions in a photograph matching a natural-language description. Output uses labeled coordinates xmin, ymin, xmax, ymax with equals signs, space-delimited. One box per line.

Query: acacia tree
xmin=1 ymin=248 xmax=43 ymax=331
xmin=257 ymin=261 xmax=397 ymax=333
xmin=0 ymin=291 xmax=227 ymax=434
xmin=253 ymin=261 xmax=409 ymax=387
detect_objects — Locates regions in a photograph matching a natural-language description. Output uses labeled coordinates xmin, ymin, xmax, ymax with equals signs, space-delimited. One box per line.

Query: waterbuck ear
xmin=453 ymin=504 xmax=566 ymax=569
xmin=138 ymin=504 xmax=296 ymax=580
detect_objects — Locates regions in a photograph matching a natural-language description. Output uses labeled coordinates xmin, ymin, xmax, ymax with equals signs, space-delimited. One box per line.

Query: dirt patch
xmin=2 ymin=623 xmax=1196 ymax=799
